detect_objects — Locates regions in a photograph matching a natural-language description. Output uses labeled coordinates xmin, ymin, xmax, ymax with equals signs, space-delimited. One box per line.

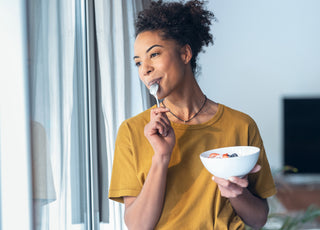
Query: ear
xmin=180 ymin=44 xmax=193 ymax=64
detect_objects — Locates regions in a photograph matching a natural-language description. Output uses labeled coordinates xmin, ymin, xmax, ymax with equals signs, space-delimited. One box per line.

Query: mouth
xmin=148 ymin=78 xmax=162 ymax=87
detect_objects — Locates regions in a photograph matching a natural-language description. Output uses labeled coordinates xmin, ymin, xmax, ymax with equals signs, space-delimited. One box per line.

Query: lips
xmin=148 ymin=77 xmax=162 ymax=87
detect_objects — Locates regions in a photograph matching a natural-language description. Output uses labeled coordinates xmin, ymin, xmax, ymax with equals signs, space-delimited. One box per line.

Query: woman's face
xmin=134 ymin=30 xmax=188 ymax=99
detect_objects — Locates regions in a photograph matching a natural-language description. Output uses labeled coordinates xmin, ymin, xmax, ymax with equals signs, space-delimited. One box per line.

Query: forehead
xmin=134 ymin=31 xmax=177 ymax=55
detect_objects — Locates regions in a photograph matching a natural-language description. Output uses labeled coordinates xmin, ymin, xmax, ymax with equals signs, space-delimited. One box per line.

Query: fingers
xmin=228 ymin=177 xmax=249 ymax=188
xmin=250 ymin=164 xmax=261 ymax=174
xmin=144 ymin=107 xmax=176 ymax=156
xmin=212 ymin=176 xmax=249 ymax=198
xmin=211 ymin=164 xmax=262 ymax=198
xmin=213 ymin=176 xmax=248 ymax=188
xmin=146 ymin=107 xmax=172 ymax=137
xmin=212 ymin=164 xmax=262 ymax=188
xmin=150 ymin=107 xmax=170 ymax=120
xmin=154 ymin=116 xmax=171 ymax=137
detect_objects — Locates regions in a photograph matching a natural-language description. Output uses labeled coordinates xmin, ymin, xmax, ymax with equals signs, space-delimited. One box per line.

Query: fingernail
xmin=228 ymin=177 xmax=236 ymax=182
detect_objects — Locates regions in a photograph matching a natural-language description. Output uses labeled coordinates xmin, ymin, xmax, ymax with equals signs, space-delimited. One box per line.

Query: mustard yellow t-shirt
xmin=109 ymin=104 xmax=277 ymax=229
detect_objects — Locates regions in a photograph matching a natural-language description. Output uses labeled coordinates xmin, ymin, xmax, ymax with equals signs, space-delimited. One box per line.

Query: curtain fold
xmin=93 ymin=0 xmax=150 ymax=228
xmin=28 ymin=0 xmax=89 ymax=229
xmin=28 ymin=0 xmax=151 ymax=228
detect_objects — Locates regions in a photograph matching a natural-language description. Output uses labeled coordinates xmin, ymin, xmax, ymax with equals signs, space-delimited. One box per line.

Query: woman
xmin=109 ymin=1 xmax=276 ymax=229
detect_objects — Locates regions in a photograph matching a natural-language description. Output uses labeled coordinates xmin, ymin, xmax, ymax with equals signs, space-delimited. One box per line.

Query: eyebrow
xmin=133 ymin=44 xmax=163 ymax=60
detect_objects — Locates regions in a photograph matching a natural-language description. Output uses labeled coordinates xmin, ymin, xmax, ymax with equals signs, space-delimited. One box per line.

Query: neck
xmin=163 ymin=80 xmax=207 ymax=122
xmin=163 ymin=95 xmax=207 ymax=123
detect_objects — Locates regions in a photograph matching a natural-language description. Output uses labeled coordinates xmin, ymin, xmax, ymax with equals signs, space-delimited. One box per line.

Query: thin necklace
xmin=162 ymin=95 xmax=207 ymax=124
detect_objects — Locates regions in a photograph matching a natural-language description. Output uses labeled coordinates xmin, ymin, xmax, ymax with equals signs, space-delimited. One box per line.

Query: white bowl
xmin=200 ymin=146 xmax=260 ymax=179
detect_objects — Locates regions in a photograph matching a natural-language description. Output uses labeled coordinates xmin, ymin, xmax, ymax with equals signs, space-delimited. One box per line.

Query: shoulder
xmin=115 ymin=107 xmax=152 ymax=145
xmin=118 ymin=107 xmax=152 ymax=132
xmin=221 ymin=104 xmax=256 ymax=126
xmin=221 ymin=104 xmax=263 ymax=146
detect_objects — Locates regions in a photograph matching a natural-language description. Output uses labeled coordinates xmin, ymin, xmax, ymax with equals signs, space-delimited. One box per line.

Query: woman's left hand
xmin=212 ymin=164 xmax=261 ymax=198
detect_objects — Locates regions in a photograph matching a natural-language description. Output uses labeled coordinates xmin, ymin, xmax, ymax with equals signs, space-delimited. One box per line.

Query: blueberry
xmin=229 ymin=153 xmax=238 ymax=158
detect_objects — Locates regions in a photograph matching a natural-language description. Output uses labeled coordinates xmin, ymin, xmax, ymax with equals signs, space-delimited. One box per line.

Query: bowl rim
xmin=200 ymin=146 xmax=260 ymax=159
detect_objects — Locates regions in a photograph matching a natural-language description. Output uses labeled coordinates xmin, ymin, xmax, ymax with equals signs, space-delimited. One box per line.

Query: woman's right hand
xmin=144 ymin=107 xmax=176 ymax=162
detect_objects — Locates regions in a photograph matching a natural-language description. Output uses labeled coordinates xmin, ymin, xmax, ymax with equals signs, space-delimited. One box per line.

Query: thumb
xmin=250 ymin=164 xmax=261 ymax=174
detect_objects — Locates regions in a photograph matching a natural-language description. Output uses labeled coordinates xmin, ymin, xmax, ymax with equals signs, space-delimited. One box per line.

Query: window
xmin=1 ymin=0 xmax=149 ymax=229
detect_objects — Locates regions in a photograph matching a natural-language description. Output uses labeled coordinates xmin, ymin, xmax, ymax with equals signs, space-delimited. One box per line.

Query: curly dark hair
xmin=135 ymin=0 xmax=215 ymax=74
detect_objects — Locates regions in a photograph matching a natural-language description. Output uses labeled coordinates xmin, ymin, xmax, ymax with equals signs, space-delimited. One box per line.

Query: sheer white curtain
xmin=28 ymin=0 xmax=151 ymax=229
xmin=28 ymin=0 xmax=90 ymax=229
xmin=94 ymin=0 xmax=150 ymax=229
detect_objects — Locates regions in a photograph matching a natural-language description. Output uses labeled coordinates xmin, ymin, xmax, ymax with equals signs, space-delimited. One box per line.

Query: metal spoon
xmin=149 ymin=83 xmax=160 ymax=107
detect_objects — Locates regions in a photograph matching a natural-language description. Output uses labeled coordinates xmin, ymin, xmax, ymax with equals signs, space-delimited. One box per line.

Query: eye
xmin=135 ymin=61 xmax=141 ymax=67
xmin=150 ymin=52 xmax=159 ymax=58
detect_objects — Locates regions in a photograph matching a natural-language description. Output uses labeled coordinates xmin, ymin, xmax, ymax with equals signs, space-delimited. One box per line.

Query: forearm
xmin=229 ymin=189 xmax=269 ymax=229
xmin=124 ymin=154 xmax=169 ymax=230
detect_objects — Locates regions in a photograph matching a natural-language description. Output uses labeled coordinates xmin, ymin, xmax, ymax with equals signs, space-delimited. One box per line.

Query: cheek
xmin=139 ymin=77 xmax=148 ymax=87
xmin=159 ymin=58 xmax=178 ymax=73
xmin=137 ymin=69 xmax=147 ymax=84
xmin=164 ymin=60 xmax=184 ymax=77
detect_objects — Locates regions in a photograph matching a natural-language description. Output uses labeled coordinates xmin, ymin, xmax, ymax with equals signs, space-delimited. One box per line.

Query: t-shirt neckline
xmin=165 ymin=103 xmax=224 ymax=130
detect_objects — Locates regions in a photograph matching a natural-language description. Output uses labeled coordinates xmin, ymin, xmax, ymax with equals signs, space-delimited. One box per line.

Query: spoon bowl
xmin=149 ymin=83 xmax=160 ymax=107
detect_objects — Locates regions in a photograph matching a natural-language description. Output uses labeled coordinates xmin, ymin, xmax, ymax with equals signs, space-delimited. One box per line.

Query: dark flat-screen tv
xmin=284 ymin=97 xmax=320 ymax=174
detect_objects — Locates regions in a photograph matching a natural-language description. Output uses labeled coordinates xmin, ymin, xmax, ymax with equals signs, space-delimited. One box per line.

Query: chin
xmin=157 ymin=93 xmax=167 ymax=100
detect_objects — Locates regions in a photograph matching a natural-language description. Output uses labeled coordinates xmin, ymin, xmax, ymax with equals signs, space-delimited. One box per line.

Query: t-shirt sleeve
xmin=247 ymin=120 xmax=277 ymax=199
xmin=108 ymin=121 xmax=142 ymax=203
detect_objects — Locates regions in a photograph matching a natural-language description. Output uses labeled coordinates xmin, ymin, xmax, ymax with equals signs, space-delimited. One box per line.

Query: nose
xmin=141 ymin=61 xmax=154 ymax=76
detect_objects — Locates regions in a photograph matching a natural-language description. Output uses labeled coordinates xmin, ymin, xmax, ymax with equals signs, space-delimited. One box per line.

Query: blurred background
xmin=200 ymin=0 xmax=320 ymax=172
xmin=199 ymin=1 xmax=320 ymax=229
xmin=0 ymin=0 xmax=319 ymax=230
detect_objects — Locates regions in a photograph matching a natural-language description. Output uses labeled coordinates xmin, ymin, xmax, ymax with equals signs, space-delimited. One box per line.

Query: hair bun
xmin=135 ymin=0 xmax=215 ymax=75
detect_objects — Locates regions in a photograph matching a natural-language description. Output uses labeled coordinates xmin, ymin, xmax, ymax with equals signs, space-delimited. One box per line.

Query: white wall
xmin=0 ymin=0 xmax=33 ymax=229
xmin=198 ymin=0 xmax=320 ymax=170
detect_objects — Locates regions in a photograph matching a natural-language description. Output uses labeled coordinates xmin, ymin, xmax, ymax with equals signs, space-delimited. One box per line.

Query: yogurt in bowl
xmin=200 ymin=146 xmax=260 ymax=179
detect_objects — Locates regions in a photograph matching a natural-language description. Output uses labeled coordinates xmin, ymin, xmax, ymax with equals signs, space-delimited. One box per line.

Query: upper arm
xmin=123 ymin=196 xmax=137 ymax=209
xmin=123 ymin=196 xmax=137 ymax=226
